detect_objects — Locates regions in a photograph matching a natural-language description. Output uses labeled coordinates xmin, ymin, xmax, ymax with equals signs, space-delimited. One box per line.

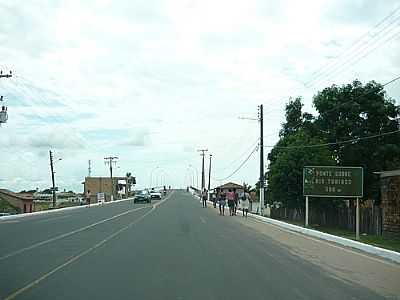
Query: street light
xmin=186 ymin=169 xmax=194 ymax=187
xmin=149 ymin=166 xmax=160 ymax=188
xmin=188 ymin=164 xmax=199 ymax=189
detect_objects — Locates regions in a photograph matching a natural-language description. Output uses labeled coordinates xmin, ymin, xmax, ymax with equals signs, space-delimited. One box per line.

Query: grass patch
xmin=0 ymin=198 xmax=19 ymax=214
xmin=272 ymin=217 xmax=400 ymax=253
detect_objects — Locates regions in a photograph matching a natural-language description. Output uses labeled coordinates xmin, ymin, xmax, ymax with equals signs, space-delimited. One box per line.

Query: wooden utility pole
xmin=0 ymin=70 xmax=12 ymax=126
xmin=258 ymin=104 xmax=264 ymax=215
xmin=208 ymin=154 xmax=212 ymax=192
xmin=49 ymin=150 xmax=56 ymax=208
xmin=104 ymin=157 xmax=118 ymax=201
xmin=197 ymin=149 xmax=208 ymax=192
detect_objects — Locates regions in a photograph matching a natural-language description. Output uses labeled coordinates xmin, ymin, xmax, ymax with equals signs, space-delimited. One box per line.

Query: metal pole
xmin=356 ymin=197 xmax=360 ymax=240
xmin=150 ymin=166 xmax=159 ymax=188
xmin=305 ymin=196 xmax=309 ymax=227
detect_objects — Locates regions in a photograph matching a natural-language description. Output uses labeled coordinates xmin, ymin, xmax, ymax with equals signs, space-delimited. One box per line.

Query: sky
xmin=0 ymin=0 xmax=399 ymax=192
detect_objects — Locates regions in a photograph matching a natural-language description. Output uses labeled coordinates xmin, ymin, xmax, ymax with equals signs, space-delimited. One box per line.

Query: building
xmin=0 ymin=189 xmax=34 ymax=213
xmin=83 ymin=176 xmax=136 ymax=203
xmin=214 ymin=182 xmax=244 ymax=194
xmin=376 ymin=169 xmax=400 ymax=237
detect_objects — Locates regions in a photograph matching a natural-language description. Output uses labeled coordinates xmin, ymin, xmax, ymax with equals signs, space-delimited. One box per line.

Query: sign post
xmin=356 ymin=197 xmax=360 ymax=240
xmin=97 ymin=192 xmax=105 ymax=204
xmin=305 ymin=196 xmax=309 ymax=227
xmin=303 ymin=166 xmax=363 ymax=240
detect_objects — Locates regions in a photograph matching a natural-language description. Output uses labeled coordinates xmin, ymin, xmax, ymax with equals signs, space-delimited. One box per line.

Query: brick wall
xmin=381 ymin=175 xmax=400 ymax=237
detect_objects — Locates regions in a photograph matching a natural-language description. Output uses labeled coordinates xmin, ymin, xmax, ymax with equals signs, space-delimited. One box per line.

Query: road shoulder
xmin=226 ymin=210 xmax=400 ymax=299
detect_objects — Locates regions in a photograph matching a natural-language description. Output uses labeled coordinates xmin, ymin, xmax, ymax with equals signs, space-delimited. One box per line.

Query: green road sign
xmin=303 ymin=166 xmax=363 ymax=198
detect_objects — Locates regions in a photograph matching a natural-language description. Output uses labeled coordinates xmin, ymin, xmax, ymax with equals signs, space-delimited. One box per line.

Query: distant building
xmin=0 ymin=189 xmax=34 ymax=213
xmin=214 ymin=182 xmax=244 ymax=194
xmin=83 ymin=176 xmax=136 ymax=203
xmin=376 ymin=169 xmax=400 ymax=237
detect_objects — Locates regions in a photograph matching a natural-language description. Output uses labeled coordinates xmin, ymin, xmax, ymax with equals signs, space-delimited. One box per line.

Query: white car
xmin=150 ymin=191 xmax=162 ymax=200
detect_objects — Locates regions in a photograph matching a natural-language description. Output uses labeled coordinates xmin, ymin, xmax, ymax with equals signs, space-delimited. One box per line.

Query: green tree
xmin=313 ymin=80 xmax=400 ymax=200
xmin=267 ymin=130 xmax=334 ymax=212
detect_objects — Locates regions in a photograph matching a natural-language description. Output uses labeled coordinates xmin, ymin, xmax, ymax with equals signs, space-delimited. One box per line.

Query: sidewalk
xmin=203 ymin=198 xmax=400 ymax=264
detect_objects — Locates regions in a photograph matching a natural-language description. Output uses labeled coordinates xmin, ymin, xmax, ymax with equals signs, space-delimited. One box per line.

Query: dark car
xmin=134 ymin=190 xmax=151 ymax=203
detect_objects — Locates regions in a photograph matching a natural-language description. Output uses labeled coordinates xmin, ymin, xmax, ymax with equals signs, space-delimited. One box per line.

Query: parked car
xmin=134 ymin=190 xmax=151 ymax=203
xmin=150 ymin=191 xmax=162 ymax=199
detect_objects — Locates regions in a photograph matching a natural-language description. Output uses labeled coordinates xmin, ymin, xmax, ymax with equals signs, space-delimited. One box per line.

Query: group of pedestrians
xmin=212 ymin=188 xmax=251 ymax=217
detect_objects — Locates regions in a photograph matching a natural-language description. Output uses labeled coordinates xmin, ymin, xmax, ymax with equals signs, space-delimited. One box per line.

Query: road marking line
xmin=0 ymin=205 xmax=150 ymax=261
xmin=33 ymin=215 xmax=72 ymax=223
xmin=200 ymin=216 xmax=206 ymax=224
xmin=3 ymin=191 xmax=175 ymax=300
xmin=247 ymin=217 xmax=400 ymax=267
xmin=0 ymin=220 xmax=19 ymax=224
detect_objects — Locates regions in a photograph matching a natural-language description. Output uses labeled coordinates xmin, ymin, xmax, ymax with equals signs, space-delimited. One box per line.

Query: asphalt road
xmin=0 ymin=190 xmax=398 ymax=299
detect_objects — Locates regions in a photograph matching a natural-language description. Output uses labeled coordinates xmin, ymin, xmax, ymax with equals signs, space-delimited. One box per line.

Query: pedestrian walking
xmin=202 ymin=189 xmax=208 ymax=208
xmin=233 ymin=188 xmax=238 ymax=216
xmin=226 ymin=189 xmax=235 ymax=216
xmin=86 ymin=190 xmax=91 ymax=207
xmin=239 ymin=191 xmax=250 ymax=217
xmin=219 ymin=191 xmax=226 ymax=215
xmin=212 ymin=191 xmax=217 ymax=208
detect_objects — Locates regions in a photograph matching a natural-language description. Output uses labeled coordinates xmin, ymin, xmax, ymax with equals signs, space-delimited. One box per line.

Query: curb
xmin=0 ymin=197 xmax=134 ymax=221
xmin=204 ymin=199 xmax=400 ymax=264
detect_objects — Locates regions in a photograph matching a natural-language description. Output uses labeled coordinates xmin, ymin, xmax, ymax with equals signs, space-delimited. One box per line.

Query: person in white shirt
xmin=239 ymin=191 xmax=250 ymax=217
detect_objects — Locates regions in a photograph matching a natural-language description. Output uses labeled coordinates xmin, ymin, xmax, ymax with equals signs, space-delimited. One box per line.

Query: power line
xmin=306 ymin=5 xmax=400 ymax=82
xmin=214 ymin=144 xmax=259 ymax=181
xmin=264 ymin=129 xmax=400 ymax=149
xmin=289 ymin=74 xmax=400 ymax=131
xmin=215 ymin=138 xmax=259 ymax=172
xmin=304 ymin=6 xmax=400 ymax=88
xmin=308 ymin=22 xmax=400 ymax=89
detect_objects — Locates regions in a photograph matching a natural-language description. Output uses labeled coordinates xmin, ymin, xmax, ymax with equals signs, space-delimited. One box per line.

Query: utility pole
xmin=258 ymin=104 xmax=265 ymax=216
xmin=0 ymin=70 xmax=12 ymax=126
xmin=49 ymin=150 xmax=57 ymax=208
xmin=88 ymin=160 xmax=92 ymax=177
xmin=197 ymin=149 xmax=208 ymax=192
xmin=104 ymin=156 xmax=118 ymax=201
xmin=208 ymin=154 xmax=212 ymax=198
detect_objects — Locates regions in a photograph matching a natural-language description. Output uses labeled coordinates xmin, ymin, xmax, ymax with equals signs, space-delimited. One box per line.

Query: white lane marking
xmin=0 ymin=205 xmax=150 ymax=261
xmin=0 ymin=220 xmax=19 ymax=224
xmin=247 ymin=217 xmax=400 ymax=267
xmin=3 ymin=191 xmax=175 ymax=300
xmin=33 ymin=215 xmax=72 ymax=224
xmin=200 ymin=216 xmax=206 ymax=224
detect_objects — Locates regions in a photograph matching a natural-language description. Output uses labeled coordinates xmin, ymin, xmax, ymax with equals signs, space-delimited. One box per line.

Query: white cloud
xmin=0 ymin=0 xmax=399 ymax=191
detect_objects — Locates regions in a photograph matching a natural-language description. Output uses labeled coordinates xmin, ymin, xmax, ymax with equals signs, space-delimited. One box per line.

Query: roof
xmin=374 ymin=169 xmax=400 ymax=178
xmin=0 ymin=189 xmax=34 ymax=201
xmin=215 ymin=182 xmax=244 ymax=190
xmin=85 ymin=177 xmax=128 ymax=180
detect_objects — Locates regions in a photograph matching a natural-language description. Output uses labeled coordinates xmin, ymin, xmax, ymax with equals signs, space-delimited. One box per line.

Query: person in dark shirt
xmin=219 ymin=191 xmax=226 ymax=216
